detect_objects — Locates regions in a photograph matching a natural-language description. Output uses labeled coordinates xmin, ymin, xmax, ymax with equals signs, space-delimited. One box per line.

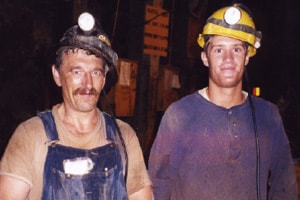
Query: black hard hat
xmin=58 ymin=12 xmax=118 ymax=92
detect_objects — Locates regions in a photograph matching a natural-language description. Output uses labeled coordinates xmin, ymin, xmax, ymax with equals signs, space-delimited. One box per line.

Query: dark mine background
xmin=1 ymin=0 xmax=300 ymax=161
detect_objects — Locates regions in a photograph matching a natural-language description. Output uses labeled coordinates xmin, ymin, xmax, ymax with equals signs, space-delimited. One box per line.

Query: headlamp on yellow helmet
xmin=197 ymin=4 xmax=262 ymax=57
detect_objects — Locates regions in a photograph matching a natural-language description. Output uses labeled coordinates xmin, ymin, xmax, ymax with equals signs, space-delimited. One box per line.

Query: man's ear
xmin=52 ymin=64 xmax=62 ymax=87
xmin=201 ymin=51 xmax=209 ymax=67
xmin=101 ymin=77 xmax=106 ymax=90
xmin=244 ymin=51 xmax=250 ymax=66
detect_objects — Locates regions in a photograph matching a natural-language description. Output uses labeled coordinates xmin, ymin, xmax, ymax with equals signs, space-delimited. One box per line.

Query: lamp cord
xmin=244 ymin=69 xmax=261 ymax=200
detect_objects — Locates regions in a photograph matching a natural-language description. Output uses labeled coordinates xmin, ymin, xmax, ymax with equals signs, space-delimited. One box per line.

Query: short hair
xmin=203 ymin=35 xmax=249 ymax=55
xmin=55 ymin=47 xmax=109 ymax=74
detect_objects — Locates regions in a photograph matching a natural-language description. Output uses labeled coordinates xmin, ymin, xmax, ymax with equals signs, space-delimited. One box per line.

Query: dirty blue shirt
xmin=148 ymin=91 xmax=297 ymax=200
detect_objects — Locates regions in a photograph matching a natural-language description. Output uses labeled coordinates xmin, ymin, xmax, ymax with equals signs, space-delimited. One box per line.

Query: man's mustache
xmin=73 ymin=88 xmax=99 ymax=96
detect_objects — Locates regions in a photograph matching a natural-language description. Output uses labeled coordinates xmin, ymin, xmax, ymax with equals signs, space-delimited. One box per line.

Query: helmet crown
xmin=197 ymin=4 xmax=262 ymax=57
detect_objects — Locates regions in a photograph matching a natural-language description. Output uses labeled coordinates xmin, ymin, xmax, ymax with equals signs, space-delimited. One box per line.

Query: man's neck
xmin=205 ymin=86 xmax=247 ymax=109
xmin=57 ymin=103 xmax=100 ymax=136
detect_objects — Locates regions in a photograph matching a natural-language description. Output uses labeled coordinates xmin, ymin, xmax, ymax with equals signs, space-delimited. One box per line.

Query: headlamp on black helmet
xmin=57 ymin=12 xmax=118 ymax=92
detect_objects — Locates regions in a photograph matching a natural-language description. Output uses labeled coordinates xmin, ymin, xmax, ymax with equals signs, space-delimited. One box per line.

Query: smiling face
xmin=52 ymin=49 xmax=106 ymax=113
xmin=201 ymin=35 xmax=250 ymax=89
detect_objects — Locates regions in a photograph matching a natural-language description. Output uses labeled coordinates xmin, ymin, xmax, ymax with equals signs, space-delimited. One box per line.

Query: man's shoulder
xmin=100 ymin=112 xmax=136 ymax=139
xmin=11 ymin=112 xmax=48 ymax=144
xmin=171 ymin=91 xmax=200 ymax=106
xmin=166 ymin=91 xmax=202 ymax=112
xmin=17 ymin=115 xmax=44 ymax=132
xmin=252 ymin=96 xmax=278 ymax=110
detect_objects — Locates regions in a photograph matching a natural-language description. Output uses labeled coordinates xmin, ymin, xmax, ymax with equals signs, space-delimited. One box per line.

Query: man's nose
xmin=83 ymin=73 xmax=93 ymax=88
xmin=224 ymin=50 xmax=234 ymax=61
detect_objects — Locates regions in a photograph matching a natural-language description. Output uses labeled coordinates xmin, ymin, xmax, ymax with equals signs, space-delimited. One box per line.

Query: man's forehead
xmin=208 ymin=35 xmax=244 ymax=45
xmin=61 ymin=49 xmax=105 ymax=67
xmin=63 ymin=49 xmax=103 ymax=60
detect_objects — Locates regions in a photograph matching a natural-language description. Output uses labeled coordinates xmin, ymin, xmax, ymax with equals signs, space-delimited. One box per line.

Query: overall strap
xmin=37 ymin=110 xmax=59 ymax=142
xmin=103 ymin=112 xmax=117 ymax=141
xmin=103 ymin=112 xmax=128 ymax=184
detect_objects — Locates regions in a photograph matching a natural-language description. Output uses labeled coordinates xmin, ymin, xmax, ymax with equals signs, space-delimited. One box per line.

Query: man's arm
xmin=268 ymin=108 xmax=298 ymax=199
xmin=128 ymin=185 xmax=154 ymax=200
xmin=0 ymin=175 xmax=30 ymax=200
xmin=148 ymin=108 xmax=178 ymax=199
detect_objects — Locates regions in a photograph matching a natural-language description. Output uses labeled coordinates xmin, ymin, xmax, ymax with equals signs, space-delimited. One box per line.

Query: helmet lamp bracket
xmin=78 ymin=12 xmax=95 ymax=32
xmin=224 ymin=7 xmax=241 ymax=25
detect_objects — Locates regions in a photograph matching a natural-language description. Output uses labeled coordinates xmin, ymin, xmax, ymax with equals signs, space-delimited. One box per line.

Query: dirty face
xmin=52 ymin=49 xmax=106 ymax=113
xmin=201 ymin=35 xmax=250 ymax=89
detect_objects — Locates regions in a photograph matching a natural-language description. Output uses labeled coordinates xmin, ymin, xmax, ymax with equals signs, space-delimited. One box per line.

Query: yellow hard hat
xmin=197 ymin=4 xmax=262 ymax=57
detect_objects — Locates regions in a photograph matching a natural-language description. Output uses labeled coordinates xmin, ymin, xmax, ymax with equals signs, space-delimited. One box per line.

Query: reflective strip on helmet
xmin=207 ymin=18 xmax=262 ymax=39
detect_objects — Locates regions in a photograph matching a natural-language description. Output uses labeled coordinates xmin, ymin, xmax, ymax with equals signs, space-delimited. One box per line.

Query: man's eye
xmin=233 ymin=47 xmax=245 ymax=53
xmin=214 ymin=48 xmax=223 ymax=53
xmin=72 ymin=70 xmax=82 ymax=75
xmin=93 ymin=71 xmax=101 ymax=76
xmin=234 ymin=48 xmax=242 ymax=52
xmin=92 ymin=70 xmax=105 ymax=76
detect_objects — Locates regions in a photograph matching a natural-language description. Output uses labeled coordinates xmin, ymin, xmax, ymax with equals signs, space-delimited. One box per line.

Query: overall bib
xmin=38 ymin=111 xmax=128 ymax=200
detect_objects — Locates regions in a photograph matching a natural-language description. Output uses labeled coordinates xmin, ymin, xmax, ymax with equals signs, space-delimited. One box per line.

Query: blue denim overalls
xmin=38 ymin=110 xmax=128 ymax=200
